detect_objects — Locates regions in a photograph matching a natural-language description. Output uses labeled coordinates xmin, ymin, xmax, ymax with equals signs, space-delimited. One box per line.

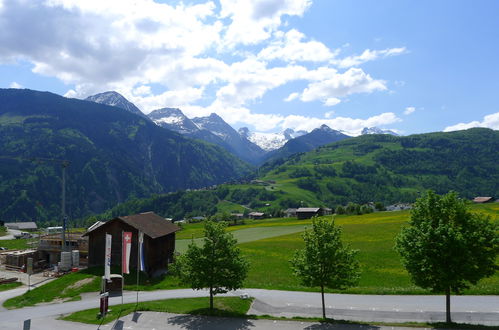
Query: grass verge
xmin=61 ymin=296 xmax=253 ymax=325
xmin=3 ymin=268 xmax=100 ymax=309
xmin=0 ymin=282 xmax=22 ymax=292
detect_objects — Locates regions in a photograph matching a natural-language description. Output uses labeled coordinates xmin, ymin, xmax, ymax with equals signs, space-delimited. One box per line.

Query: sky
xmin=1 ymin=0 xmax=498 ymax=136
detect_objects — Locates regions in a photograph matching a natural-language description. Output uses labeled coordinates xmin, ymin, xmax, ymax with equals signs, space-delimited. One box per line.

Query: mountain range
xmin=86 ymin=91 xmax=401 ymax=166
xmin=0 ymin=89 xmax=252 ymax=222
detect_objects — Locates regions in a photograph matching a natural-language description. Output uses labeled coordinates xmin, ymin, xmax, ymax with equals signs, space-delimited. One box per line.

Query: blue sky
xmin=1 ymin=0 xmax=498 ymax=135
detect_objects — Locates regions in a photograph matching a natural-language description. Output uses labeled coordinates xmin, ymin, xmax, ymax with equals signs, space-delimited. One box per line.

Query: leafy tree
xmin=175 ymin=221 xmax=249 ymax=310
xmin=396 ymin=191 xmax=498 ymax=323
xmin=290 ymin=217 xmax=360 ymax=319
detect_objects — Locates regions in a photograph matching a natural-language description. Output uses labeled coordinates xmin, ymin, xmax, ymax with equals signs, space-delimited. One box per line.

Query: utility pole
xmin=61 ymin=160 xmax=70 ymax=251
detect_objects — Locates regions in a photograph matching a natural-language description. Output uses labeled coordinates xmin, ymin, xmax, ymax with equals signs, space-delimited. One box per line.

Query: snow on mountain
xmin=239 ymin=127 xmax=307 ymax=151
xmin=361 ymin=127 xmax=399 ymax=136
xmin=85 ymin=91 xmax=146 ymax=118
xmin=148 ymin=108 xmax=200 ymax=134
xmin=192 ymin=113 xmax=233 ymax=141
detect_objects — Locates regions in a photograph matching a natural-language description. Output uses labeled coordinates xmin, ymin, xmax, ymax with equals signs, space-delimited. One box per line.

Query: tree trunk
xmin=210 ymin=285 xmax=213 ymax=310
xmin=445 ymin=287 xmax=451 ymax=323
xmin=321 ymin=284 xmax=326 ymax=319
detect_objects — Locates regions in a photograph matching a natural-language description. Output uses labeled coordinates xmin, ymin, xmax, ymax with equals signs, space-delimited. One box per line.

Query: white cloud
xmin=333 ymin=47 xmax=407 ymax=68
xmin=220 ymin=0 xmax=312 ymax=47
xmin=258 ymin=29 xmax=336 ymax=63
xmin=1 ymin=0 xmax=404 ymax=134
xmin=9 ymin=81 xmax=23 ymax=88
xmin=444 ymin=112 xmax=499 ymax=132
xmin=280 ymin=112 xmax=401 ymax=136
xmin=298 ymin=67 xmax=387 ymax=106
xmin=324 ymin=110 xmax=335 ymax=118
xmin=404 ymin=106 xmax=415 ymax=115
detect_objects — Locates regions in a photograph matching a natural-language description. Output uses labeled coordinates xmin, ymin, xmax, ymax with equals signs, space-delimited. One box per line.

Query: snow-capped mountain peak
xmin=241 ymin=127 xmax=307 ymax=151
xmin=85 ymin=91 xmax=145 ymax=117
xmin=361 ymin=127 xmax=399 ymax=136
xmin=147 ymin=107 xmax=199 ymax=134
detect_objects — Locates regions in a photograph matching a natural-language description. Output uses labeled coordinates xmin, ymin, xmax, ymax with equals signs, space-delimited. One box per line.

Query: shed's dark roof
xmin=85 ymin=212 xmax=180 ymax=239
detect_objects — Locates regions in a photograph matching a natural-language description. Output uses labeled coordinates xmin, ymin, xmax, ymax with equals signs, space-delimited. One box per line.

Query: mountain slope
xmin=85 ymin=91 xmax=149 ymax=119
xmin=192 ymin=113 xmax=267 ymax=165
xmin=260 ymin=128 xmax=499 ymax=206
xmin=0 ymin=89 xmax=252 ymax=222
xmin=261 ymin=124 xmax=351 ymax=165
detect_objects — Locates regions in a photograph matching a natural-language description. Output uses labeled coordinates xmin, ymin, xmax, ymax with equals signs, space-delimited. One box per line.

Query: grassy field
xmin=0 ymin=226 xmax=6 ymax=237
xmin=0 ymin=282 xmax=22 ymax=292
xmin=4 ymin=204 xmax=497 ymax=308
xmin=61 ymin=296 xmax=252 ymax=324
xmin=240 ymin=204 xmax=499 ymax=294
xmin=3 ymin=268 xmax=100 ymax=309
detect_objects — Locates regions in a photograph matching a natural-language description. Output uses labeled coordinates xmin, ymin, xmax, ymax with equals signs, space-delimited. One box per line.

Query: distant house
xmin=84 ymin=212 xmax=180 ymax=277
xmin=473 ymin=196 xmax=494 ymax=203
xmin=385 ymin=203 xmax=412 ymax=211
xmin=231 ymin=213 xmax=244 ymax=220
xmin=284 ymin=208 xmax=297 ymax=218
xmin=248 ymin=212 xmax=265 ymax=220
xmin=322 ymin=208 xmax=333 ymax=216
xmin=38 ymin=232 xmax=88 ymax=266
xmin=296 ymin=207 xmax=323 ymax=219
xmin=4 ymin=222 xmax=38 ymax=231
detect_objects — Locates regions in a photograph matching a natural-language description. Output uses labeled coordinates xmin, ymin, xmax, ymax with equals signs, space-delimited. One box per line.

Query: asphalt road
xmin=0 ymin=228 xmax=21 ymax=240
xmin=0 ymin=288 xmax=497 ymax=328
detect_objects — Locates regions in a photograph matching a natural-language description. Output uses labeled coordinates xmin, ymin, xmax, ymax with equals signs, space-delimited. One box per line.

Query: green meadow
xmin=4 ymin=204 xmax=498 ymax=309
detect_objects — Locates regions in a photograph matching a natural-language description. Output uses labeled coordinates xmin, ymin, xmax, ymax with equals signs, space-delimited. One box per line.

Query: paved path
xmin=0 ymin=228 xmax=20 ymax=240
xmin=0 ymin=288 xmax=497 ymax=328
xmin=0 ymin=311 xmax=438 ymax=330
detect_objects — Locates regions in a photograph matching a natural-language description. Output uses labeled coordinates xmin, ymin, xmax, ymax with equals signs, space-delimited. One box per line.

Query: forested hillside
xmin=0 ymin=89 xmax=252 ymax=223
xmin=260 ymin=128 xmax=498 ymax=206
xmin=81 ymin=127 xmax=498 ymax=225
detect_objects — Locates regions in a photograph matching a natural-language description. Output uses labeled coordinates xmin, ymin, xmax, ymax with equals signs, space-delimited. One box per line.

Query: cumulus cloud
xmin=9 ymin=81 xmax=23 ymax=88
xmin=220 ymin=0 xmax=312 ymax=46
xmin=298 ymin=67 xmax=387 ymax=106
xmin=333 ymin=47 xmax=407 ymax=68
xmin=404 ymin=106 xmax=415 ymax=115
xmin=444 ymin=112 xmax=499 ymax=132
xmin=1 ymin=0 xmax=405 ymax=133
xmin=258 ymin=29 xmax=336 ymax=63
xmin=280 ymin=112 xmax=401 ymax=136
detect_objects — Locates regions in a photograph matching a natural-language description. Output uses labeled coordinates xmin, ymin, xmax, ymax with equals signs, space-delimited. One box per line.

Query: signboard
xmin=105 ymin=233 xmax=112 ymax=280
xmin=27 ymin=257 xmax=33 ymax=275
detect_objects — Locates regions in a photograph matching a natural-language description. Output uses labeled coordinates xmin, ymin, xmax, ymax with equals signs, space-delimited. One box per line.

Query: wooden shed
xmin=296 ymin=207 xmax=324 ymax=219
xmin=84 ymin=212 xmax=180 ymax=277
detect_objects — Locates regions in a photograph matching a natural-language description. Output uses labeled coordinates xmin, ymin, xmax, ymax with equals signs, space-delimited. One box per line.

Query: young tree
xmin=396 ymin=191 xmax=498 ymax=323
xmin=175 ymin=221 xmax=249 ymax=310
xmin=290 ymin=217 xmax=360 ymax=319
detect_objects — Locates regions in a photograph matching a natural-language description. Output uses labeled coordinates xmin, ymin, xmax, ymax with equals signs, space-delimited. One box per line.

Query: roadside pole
xmin=121 ymin=230 xmax=124 ymax=307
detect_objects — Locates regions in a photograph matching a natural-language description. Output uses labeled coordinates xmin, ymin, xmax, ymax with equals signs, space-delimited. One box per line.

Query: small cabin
xmin=296 ymin=207 xmax=323 ymax=219
xmin=84 ymin=212 xmax=180 ymax=277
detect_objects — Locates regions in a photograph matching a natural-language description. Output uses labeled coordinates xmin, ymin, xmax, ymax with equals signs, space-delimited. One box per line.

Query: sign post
xmin=99 ymin=292 xmax=109 ymax=318
xmin=27 ymin=257 xmax=33 ymax=291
